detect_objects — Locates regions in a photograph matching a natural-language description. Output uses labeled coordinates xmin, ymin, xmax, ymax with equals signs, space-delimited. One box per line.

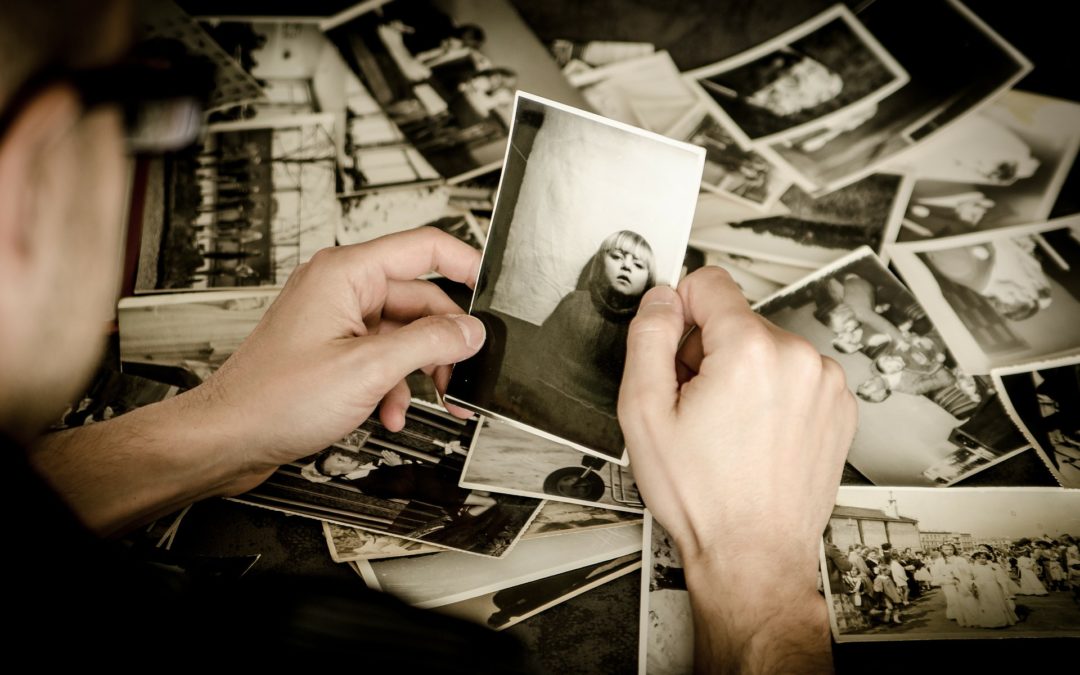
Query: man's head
xmin=315 ymin=447 xmax=365 ymax=477
xmin=0 ymin=1 xmax=133 ymax=441
xmin=855 ymin=376 xmax=890 ymax=403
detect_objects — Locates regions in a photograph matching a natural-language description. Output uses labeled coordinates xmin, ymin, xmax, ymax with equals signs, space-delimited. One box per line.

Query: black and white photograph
xmin=437 ymin=552 xmax=641 ymax=631
xmin=234 ymin=402 xmax=542 ymax=557
xmin=753 ymin=248 xmax=1029 ymax=486
xmin=50 ymin=369 xmax=181 ymax=431
xmin=445 ymin=93 xmax=704 ymax=462
xmin=135 ymin=114 xmax=338 ymax=292
xmin=895 ymin=91 xmax=1080 ymax=242
xmin=888 ymin=217 xmax=1080 ymax=375
xmin=459 ymin=417 xmax=644 ymax=513
xmin=822 ymin=487 xmax=1080 ymax=641
xmin=119 ymin=289 xmax=278 ymax=383
xmin=993 ymin=356 xmax=1080 ymax=488
xmin=685 ymin=4 xmax=908 ymax=144
xmin=762 ymin=0 xmax=1031 ymax=193
xmin=638 ymin=513 xmax=692 ymax=675
xmin=695 ymin=173 xmax=912 ymax=268
xmin=325 ymin=0 xmax=588 ymax=182
xmin=354 ymin=521 xmax=643 ymax=609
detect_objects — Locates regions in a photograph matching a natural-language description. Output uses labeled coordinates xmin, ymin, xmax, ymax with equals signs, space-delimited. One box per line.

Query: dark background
xmin=171 ymin=1 xmax=1080 ymax=671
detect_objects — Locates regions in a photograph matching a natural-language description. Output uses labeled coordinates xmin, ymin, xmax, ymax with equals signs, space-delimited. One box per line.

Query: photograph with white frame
xmin=355 ymin=521 xmax=643 ymax=609
xmin=685 ymin=4 xmax=908 ymax=145
xmin=445 ymin=92 xmax=704 ymax=463
xmin=761 ymin=0 xmax=1031 ymax=194
xmin=888 ymin=216 xmax=1080 ymax=375
xmin=993 ymin=355 xmax=1080 ymax=488
xmin=894 ymin=91 xmax=1080 ymax=243
xmin=753 ymin=248 xmax=1029 ymax=486
xmin=822 ymin=486 xmax=1080 ymax=641
xmin=459 ymin=417 xmax=644 ymax=513
xmin=638 ymin=513 xmax=692 ymax=675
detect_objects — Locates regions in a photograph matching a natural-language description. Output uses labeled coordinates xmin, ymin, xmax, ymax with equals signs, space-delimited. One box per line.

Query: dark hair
xmin=454 ymin=24 xmax=485 ymax=47
xmin=315 ymin=447 xmax=362 ymax=476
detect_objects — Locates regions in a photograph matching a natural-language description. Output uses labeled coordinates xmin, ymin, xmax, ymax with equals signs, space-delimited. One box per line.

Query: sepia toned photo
xmin=888 ymin=217 xmax=1080 ymax=374
xmin=445 ymin=93 xmax=704 ymax=462
xmin=822 ymin=487 xmax=1080 ymax=641
xmin=993 ymin=356 xmax=1080 ymax=488
xmin=762 ymin=0 xmax=1031 ymax=194
xmin=753 ymin=248 xmax=1029 ymax=486
xmin=51 ymin=369 xmax=181 ymax=431
xmin=638 ymin=513 xmax=692 ymax=675
xmin=459 ymin=417 xmax=643 ymax=513
xmin=234 ymin=402 xmax=542 ymax=558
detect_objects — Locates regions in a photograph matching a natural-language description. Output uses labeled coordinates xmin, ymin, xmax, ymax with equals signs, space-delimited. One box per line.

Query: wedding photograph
xmin=445 ymin=92 xmax=704 ymax=462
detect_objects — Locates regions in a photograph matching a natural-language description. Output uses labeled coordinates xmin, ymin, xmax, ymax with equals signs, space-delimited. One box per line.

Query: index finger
xmin=677 ymin=266 xmax=759 ymax=354
xmin=338 ymin=227 xmax=482 ymax=288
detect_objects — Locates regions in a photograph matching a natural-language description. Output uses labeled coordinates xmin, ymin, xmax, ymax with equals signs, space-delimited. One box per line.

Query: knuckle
xmin=307 ymin=246 xmax=337 ymax=269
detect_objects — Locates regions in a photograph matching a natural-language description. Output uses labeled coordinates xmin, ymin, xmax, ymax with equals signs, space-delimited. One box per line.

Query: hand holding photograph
xmin=445 ymin=92 xmax=705 ymax=463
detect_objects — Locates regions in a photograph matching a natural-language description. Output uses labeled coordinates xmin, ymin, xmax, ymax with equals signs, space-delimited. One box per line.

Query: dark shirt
xmin=3 ymin=435 xmax=539 ymax=670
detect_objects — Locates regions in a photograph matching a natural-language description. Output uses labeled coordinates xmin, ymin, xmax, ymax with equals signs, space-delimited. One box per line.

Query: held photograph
xmin=685 ymin=4 xmax=908 ymax=144
xmin=993 ymin=356 xmax=1080 ymax=488
xmin=753 ymin=248 xmax=1029 ymax=486
xmin=822 ymin=487 xmax=1080 ymax=641
xmin=888 ymin=217 xmax=1080 ymax=375
xmin=762 ymin=0 xmax=1031 ymax=194
xmin=445 ymin=92 xmax=704 ymax=463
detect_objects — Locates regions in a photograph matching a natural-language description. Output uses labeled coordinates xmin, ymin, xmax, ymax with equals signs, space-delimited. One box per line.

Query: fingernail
xmin=642 ymin=285 xmax=677 ymax=306
xmin=451 ymin=314 xmax=485 ymax=350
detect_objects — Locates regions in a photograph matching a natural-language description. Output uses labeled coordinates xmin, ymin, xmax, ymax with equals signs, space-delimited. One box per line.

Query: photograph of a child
xmin=445 ymin=93 xmax=704 ymax=462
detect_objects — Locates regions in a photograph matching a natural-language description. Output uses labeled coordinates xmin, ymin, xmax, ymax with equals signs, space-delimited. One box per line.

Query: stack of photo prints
xmin=65 ymin=0 xmax=1078 ymax=669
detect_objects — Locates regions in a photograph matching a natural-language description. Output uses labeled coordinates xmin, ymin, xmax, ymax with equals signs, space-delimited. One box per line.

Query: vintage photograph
xmin=686 ymin=4 xmax=908 ymax=144
xmin=51 ymin=369 xmax=181 ymax=431
xmin=896 ymin=91 xmax=1080 ymax=242
xmin=762 ymin=0 xmax=1031 ymax=193
xmin=135 ymin=114 xmax=338 ymax=292
xmin=326 ymin=0 xmax=587 ymax=181
xmin=993 ymin=356 xmax=1080 ymax=488
xmin=753 ymin=248 xmax=1029 ymax=486
xmin=459 ymin=417 xmax=644 ymax=513
xmin=702 ymin=173 xmax=912 ymax=268
xmin=822 ymin=487 xmax=1080 ymax=641
xmin=445 ymin=93 xmax=704 ymax=462
xmin=437 ymin=552 xmax=641 ymax=631
xmin=888 ymin=217 xmax=1080 ymax=374
xmin=118 ymin=289 xmax=278 ymax=383
xmin=234 ymin=402 xmax=542 ymax=557
xmin=639 ymin=514 xmax=692 ymax=675
xmin=355 ymin=522 xmax=643 ymax=609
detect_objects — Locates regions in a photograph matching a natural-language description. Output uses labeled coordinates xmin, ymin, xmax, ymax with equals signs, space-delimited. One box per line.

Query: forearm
xmin=684 ymin=551 xmax=833 ymax=675
xmin=29 ymin=384 xmax=269 ymax=537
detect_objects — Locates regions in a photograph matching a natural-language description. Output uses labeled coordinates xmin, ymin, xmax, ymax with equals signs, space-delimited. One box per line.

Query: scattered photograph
xmin=888 ymin=217 xmax=1080 ymax=374
xmin=437 ymin=552 xmax=641 ymax=631
xmin=234 ymin=403 xmax=542 ymax=557
xmin=355 ymin=522 xmax=644 ymax=609
xmin=459 ymin=417 xmax=643 ymax=513
xmin=993 ymin=356 xmax=1080 ymax=488
xmin=445 ymin=93 xmax=704 ymax=463
xmin=686 ymin=4 xmax=908 ymax=143
xmin=119 ymin=289 xmax=278 ymax=383
xmin=638 ymin=513 xmax=692 ymax=675
xmin=324 ymin=522 xmax=443 ymax=563
xmin=325 ymin=0 xmax=587 ymax=181
xmin=822 ymin=487 xmax=1080 ymax=641
xmin=896 ymin=91 xmax=1080 ymax=242
xmin=135 ymin=114 xmax=338 ymax=292
xmin=762 ymin=0 xmax=1031 ymax=193
xmin=51 ymin=369 xmax=181 ymax=431
xmin=753 ymin=248 xmax=1029 ymax=486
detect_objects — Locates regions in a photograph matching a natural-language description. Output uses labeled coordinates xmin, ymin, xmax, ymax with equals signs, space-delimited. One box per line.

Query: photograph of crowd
xmin=639 ymin=514 xmax=693 ymax=675
xmin=235 ymin=403 xmax=541 ymax=558
xmin=446 ymin=93 xmax=703 ymax=462
xmin=889 ymin=218 xmax=1080 ymax=374
xmin=994 ymin=356 xmax=1080 ymax=488
xmin=822 ymin=487 xmax=1080 ymax=640
xmin=762 ymin=0 xmax=1031 ymax=194
xmin=686 ymin=5 xmax=908 ymax=143
xmin=754 ymin=249 xmax=1028 ymax=486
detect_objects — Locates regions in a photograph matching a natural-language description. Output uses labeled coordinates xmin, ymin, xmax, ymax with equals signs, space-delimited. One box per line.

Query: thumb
xmin=353 ymin=314 xmax=485 ymax=394
xmin=619 ymin=286 xmax=685 ymax=425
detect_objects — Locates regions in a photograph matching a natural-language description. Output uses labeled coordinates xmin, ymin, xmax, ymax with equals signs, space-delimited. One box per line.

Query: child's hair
xmin=598 ymin=230 xmax=656 ymax=286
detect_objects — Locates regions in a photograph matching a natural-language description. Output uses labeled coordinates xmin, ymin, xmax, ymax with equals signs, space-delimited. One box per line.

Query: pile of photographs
xmin=95 ymin=0 xmax=1080 ymax=669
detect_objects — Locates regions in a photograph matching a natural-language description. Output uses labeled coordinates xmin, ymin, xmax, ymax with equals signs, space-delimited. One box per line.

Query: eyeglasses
xmin=0 ymin=38 xmax=214 ymax=154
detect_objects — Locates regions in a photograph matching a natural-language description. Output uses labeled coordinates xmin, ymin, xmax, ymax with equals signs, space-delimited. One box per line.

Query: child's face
xmin=603 ymin=247 xmax=649 ymax=296
xmin=876 ymin=355 xmax=905 ymax=374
